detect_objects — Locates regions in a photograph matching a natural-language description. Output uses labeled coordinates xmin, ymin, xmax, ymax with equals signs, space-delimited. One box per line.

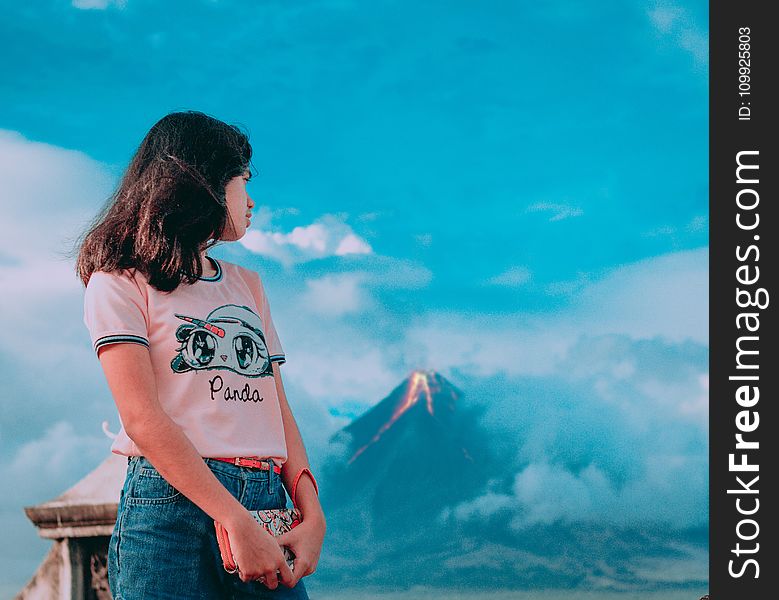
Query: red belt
xmin=210 ymin=457 xmax=282 ymax=474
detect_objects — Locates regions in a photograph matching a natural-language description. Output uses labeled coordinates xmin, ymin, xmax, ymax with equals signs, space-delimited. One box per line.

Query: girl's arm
xmin=272 ymin=361 xmax=326 ymax=581
xmin=98 ymin=343 xmax=294 ymax=588
xmin=273 ymin=361 xmax=325 ymax=523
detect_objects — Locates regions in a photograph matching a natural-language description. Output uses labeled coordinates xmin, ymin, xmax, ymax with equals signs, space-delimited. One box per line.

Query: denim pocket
xmin=125 ymin=466 xmax=183 ymax=505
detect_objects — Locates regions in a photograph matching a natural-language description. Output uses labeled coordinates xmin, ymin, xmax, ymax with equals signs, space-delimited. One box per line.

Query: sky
xmin=0 ymin=0 xmax=708 ymax=595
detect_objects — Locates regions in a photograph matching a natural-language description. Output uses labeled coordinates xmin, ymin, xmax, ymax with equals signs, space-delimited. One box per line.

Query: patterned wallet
xmin=214 ymin=507 xmax=302 ymax=574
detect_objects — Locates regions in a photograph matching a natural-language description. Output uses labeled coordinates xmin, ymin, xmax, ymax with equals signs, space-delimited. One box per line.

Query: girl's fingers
xmin=276 ymin=530 xmax=297 ymax=547
xmin=263 ymin=569 xmax=279 ymax=589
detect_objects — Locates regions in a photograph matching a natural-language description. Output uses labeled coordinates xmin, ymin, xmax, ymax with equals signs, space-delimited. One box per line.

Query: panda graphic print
xmin=84 ymin=263 xmax=290 ymax=459
xmin=171 ymin=304 xmax=275 ymax=378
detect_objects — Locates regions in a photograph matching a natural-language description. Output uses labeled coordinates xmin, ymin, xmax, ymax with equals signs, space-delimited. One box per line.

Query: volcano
xmin=342 ymin=369 xmax=471 ymax=465
xmin=322 ymin=369 xmax=493 ymax=536
xmin=314 ymin=370 xmax=709 ymax=592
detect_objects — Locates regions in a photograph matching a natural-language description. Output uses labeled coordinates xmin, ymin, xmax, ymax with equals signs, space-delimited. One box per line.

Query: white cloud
xmin=487 ymin=266 xmax=531 ymax=287
xmin=445 ymin=491 xmax=514 ymax=521
xmin=335 ymin=233 xmax=372 ymax=256
xmin=414 ymin=233 xmax=433 ymax=247
xmin=405 ymin=314 xmax=572 ymax=378
xmin=301 ymin=273 xmax=372 ymax=316
xmin=0 ymin=130 xmax=115 ymax=357
xmin=647 ymin=1 xmax=708 ymax=66
xmin=436 ymin=326 xmax=708 ymax=532
xmin=8 ymin=421 xmax=105 ymax=479
xmin=397 ymin=246 xmax=708 ymax=533
xmin=687 ymin=214 xmax=708 ymax=232
xmin=543 ymin=270 xmax=593 ymax=297
xmin=361 ymin=257 xmax=432 ymax=289
xmin=72 ymin=0 xmax=127 ymax=9
xmin=630 ymin=546 xmax=709 ymax=583
xmin=565 ymin=247 xmax=708 ymax=344
xmin=642 ymin=213 xmax=709 ymax=239
xmin=510 ymin=462 xmax=613 ymax=527
xmin=526 ymin=202 xmax=583 ymax=222
xmin=447 ymin=451 xmax=707 ymax=531
xmin=241 ymin=214 xmax=372 ymax=265
xmin=3 ymin=421 xmax=109 ymax=507
xmin=403 ymin=247 xmax=707 ymax=381
xmin=280 ymin=330 xmax=399 ymax=410
xmin=0 ymin=130 xmax=114 ymax=250
xmin=647 ymin=5 xmax=684 ymax=32
xmin=678 ymin=372 xmax=709 ymax=425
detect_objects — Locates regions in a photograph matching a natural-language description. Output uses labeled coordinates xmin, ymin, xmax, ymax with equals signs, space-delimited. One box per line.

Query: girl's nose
xmin=247 ymin=194 xmax=255 ymax=208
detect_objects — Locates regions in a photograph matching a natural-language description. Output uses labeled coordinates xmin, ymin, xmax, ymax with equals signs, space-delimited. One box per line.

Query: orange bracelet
xmin=290 ymin=467 xmax=319 ymax=508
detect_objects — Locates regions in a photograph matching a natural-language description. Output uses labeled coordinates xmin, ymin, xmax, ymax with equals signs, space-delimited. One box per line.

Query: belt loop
xmin=267 ymin=458 xmax=275 ymax=494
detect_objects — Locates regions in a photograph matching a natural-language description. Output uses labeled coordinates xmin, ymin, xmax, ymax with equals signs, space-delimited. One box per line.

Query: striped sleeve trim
xmin=94 ymin=334 xmax=150 ymax=354
xmin=269 ymin=354 xmax=286 ymax=365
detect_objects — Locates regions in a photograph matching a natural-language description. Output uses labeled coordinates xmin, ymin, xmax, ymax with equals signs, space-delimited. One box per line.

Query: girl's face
xmin=221 ymin=170 xmax=255 ymax=241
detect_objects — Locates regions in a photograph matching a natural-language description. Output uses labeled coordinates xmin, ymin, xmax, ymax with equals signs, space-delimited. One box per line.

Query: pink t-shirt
xmin=83 ymin=256 xmax=288 ymax=464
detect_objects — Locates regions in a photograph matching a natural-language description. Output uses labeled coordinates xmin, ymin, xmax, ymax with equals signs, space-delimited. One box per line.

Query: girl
xmin=76 ymin=110 xmax=325 ymax=599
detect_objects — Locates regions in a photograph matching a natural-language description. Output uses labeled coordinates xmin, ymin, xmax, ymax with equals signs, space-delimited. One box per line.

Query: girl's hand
xmin=274 ymin=516 xmax=326 ymax=587
xmin=226 ymin=512 xmax=295 ymax=589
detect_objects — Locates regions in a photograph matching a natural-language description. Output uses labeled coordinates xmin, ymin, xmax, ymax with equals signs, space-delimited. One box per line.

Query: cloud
xmin=647 ymin=5 xmax=684 ymax=32
xmin=0 ymin=419 xmax=112 ymax=595
xmin=439 ymin=331 xmax=708 ymax=532
xmin=0 ymin=131 xmax=129 ymax=511
xmin=0 ymin=130 xmax=115 ymax=361
xmin=442 ymin=489 xmax=514 ymax=522
xmin=72 ymin=0 xmax=127 ymax=9
xmin=647 ymin=1 xmax=708 ymax=66
xmin=402 ymin=247 xmax=707 ymax=382
xmin=642 ymin=213 xmax=709 ymax=239
xmin=265 ymin=245 xmax=708 ymax=535
xmin=308 ymin=247 xmax=708 ymax=536
xmin=240 ymin=214 xmax=372 ymax=266
xmin=279 ymin=327 xmax=400 ymax=412
xmin=511 ymin=462 xmax=614 ymax=527
xmin=2 ymin=421 xmax=110 ymax=509
xmin=543 ymin=270 xmax=593 ymax=297
xmin=0 ymin=130 xmax=113 ymax=252
xmin=566 ymin=247 xmax=708 ymax=344
xmin=414 ymin=233 xmax=433 ymax=247
xmin=301 ymin=272 xmax=372 ymax=316
xmin=336 ymin=233 xmax=372 ymax=255
xmin=360 ymin=257 xmax=433 ymax=289
xmin=630 ymin=546 xmax=708 ymax=584
xmin=487 ymin=266 xmax=532 ymax=287
xmin=526 ymin=202 xmax=583 ymax=222
xmin=499 ymin=457 xmax=707 ymax=530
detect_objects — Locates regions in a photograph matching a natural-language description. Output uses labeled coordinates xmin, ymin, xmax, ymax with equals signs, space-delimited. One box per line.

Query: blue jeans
xmin=108 ymin=456 xmax=310 ymax=599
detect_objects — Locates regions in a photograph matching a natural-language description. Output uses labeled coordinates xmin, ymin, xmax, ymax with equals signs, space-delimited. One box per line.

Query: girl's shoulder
xmin=85 ymin=268 xmax=149 ymax=306
xmin=88 ymin=261 xmax=267 ymax=297
xmin=87 ymin=266 xmax=145 ymax=288
xmin=219 ymin=261 xmax=273 ymax=302
xmin=220 ymin=259 xmax=262 ymax=285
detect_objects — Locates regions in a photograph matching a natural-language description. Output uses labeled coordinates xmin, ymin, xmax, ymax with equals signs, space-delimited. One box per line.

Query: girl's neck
xmin=200 ymin=251 xmax=217 ymax=277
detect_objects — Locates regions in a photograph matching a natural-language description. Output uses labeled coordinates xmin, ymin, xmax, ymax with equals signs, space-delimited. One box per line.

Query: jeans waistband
xmin=127 ymin=455 xmax=281 ymax=483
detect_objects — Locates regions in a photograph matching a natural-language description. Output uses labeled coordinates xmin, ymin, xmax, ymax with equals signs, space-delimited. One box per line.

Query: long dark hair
xmin=74 ymin=110 xmax=254 ymax=292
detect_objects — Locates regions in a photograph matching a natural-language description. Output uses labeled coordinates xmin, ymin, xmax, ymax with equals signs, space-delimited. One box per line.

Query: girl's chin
xmin=220 ymin=226 xmax=247 ymax=241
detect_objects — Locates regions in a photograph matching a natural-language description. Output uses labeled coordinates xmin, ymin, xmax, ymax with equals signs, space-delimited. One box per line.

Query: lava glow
xmin=348 ymin=370 xmax=438 ymax=464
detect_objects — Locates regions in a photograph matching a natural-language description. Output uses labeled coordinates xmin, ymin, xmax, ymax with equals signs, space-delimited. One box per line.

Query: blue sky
xmin=0 ymin=0 xmax=707 ymax=594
